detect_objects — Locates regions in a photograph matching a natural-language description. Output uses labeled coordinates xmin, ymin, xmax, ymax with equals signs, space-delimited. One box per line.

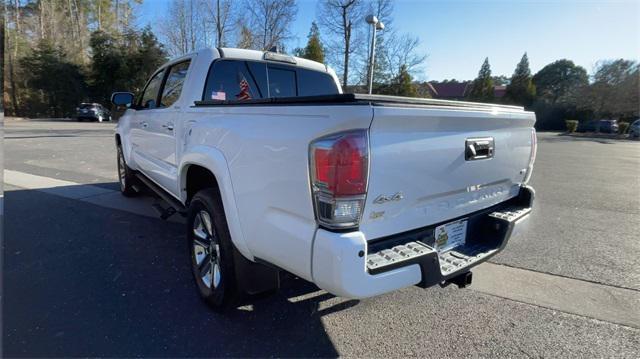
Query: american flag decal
xmin=236 ymin=75 xmax=252 ymax=100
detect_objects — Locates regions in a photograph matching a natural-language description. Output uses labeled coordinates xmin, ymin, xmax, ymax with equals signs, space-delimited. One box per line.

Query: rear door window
xmin=203 ymin=60 xmax=261 ymax=101
xmin=160 ymin=60 xmax=191 ymax=107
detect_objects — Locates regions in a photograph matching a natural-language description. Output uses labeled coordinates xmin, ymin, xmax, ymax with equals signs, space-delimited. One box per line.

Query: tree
xmin=491 ymin=75 xmax=509 ymax=86
xmin=505 ymin=52 xmax=536 ymax=106
xmin=1 ymin=3 xmax=5 ymax=114
xmin=367 ymin=0 xmax=425 ymax=83
xmin=298 ymin=22 xmax=325 ymax=62
xmin=244 ymin=0 xmax=297 ymax=50
xmin=205 ymin=0 xmax=235 ymax=47
xmin=382 ymin=33 xmax=426 ymax=81
xmin=236 ymin=23 xmax=255 ymax=49
xmin=579 ymin=59 xmax=639 ymax=119
xmin=89 ymin=30 xmax=129 ymax=103
xmin=127 ymin=26 xmax=168 ymax=93
xmin=532 ymin=59 xmax=588 ymax=105
xmin=467 ymin=57 xmax=494 ymax=102
xmin=3 ymin=0 xmax=166 ymax=117
xmin=379 ymin=64 xmax=417 ymax=97
xmin=20 ymin=40 xmax=87 ymax=117
xmin=90 ymin=28 xmax=167 ymax=103
xmin=161 ymin=0 xmax=202 ymax=56
xmin=318 ymin=0 xmax=364 ymax=87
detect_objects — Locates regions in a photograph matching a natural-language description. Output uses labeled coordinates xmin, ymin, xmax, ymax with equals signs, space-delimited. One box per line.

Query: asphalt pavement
xmin=3 ymin=119 xmax=639 ymax=357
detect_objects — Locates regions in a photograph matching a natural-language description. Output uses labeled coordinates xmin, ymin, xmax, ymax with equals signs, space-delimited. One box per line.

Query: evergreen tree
xmin=128 ymin=27 xmax=168 ymax=94
xmin=20 ymin=41 xmax=87 ymax=117
xmin=90 ymin=28 xmax=167 ymax=104
xmin=394 ymin=65 xmax=418 ymax=97
xmin=89 ymin=31 xmax=129 ymax=103
xmin=379 ymin=64 xmax=417 ymax=97
xmin=299 ymin=22 xmax=325 ymax=63
xmin=505 ymin=53 xmax=536 ymax=106
xmin=467 ymin=57 xmax=495 ymax=102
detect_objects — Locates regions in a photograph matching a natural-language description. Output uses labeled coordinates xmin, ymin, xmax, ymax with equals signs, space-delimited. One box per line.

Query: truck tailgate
xmin=360 ymin=105 xmax=536 ymax=240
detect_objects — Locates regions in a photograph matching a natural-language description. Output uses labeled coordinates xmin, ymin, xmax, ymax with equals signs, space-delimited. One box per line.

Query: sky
xmin=137 ymin=0 xmax=640 ymax=81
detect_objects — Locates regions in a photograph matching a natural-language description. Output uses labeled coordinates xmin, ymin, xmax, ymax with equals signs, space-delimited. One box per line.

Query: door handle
xmin=141 ymin=121 xmax=149 ymax=128
xmin=162 ymin=123 xmax=174 ymax=131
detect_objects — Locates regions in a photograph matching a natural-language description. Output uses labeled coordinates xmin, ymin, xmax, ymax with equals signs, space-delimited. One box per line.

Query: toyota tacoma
xmin=112 ymin=48 xmax=537 ymax=311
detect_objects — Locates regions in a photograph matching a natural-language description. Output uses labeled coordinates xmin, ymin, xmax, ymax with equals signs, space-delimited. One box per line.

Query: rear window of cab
xmin=203 ymin=59 xmax=339 ymax=101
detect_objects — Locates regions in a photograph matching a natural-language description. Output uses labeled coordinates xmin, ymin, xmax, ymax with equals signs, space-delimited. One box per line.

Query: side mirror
xmin=111 ymin=92 xmax=135 ymax=108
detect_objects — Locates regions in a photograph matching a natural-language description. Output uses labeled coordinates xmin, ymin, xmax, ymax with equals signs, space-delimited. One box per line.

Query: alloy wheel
xmin=117 ymin=149 xmax=126 ymax=191
xmin=192 ymin=210 xmax=221 ymax=289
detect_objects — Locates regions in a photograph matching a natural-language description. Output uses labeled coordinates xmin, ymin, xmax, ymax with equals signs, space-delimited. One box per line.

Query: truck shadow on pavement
xmin=3 ymin=186 xmax=352 ymax=357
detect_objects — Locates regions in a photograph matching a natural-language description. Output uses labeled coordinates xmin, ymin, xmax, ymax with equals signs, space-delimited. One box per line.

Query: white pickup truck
xmin=112 ymin=48 xmax=536 ymax=311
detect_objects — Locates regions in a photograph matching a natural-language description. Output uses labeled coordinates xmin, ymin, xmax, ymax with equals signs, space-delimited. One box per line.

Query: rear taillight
xmin=310 ymin=130 xmax=369 ymax=229
xmin=523 ymin=128 xmax=537 ymax=184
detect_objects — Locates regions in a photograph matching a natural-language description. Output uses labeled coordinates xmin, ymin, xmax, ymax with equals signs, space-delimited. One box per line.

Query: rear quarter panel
xmin=180 ymin=105 xmax=373 ymax=280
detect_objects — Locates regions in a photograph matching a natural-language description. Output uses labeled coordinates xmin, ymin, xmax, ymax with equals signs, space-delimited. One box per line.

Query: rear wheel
xmin=117 ymin=144 xmax=137 ymax=197
xmin=188 ymin=189 xmax=239 ymax=311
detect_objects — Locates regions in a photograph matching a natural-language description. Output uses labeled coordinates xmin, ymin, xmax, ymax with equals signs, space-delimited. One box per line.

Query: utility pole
xmin=365 ymin=15 xmax=384 ymax=95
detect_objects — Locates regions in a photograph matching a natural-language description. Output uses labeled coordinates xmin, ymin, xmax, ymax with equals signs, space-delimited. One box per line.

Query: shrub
xmin=619 ymin=122 xmax=629 ymax=134
xmin=565 ymin=120 xmax=579 ymax=133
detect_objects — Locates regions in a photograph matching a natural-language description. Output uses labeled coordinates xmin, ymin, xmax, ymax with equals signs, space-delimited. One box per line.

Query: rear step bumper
xmin=311 ymin=186 xmax=534 ymax=299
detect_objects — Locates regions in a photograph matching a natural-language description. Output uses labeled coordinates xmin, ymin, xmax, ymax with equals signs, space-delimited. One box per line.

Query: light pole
xmin=366 ymin=15 xmax=384 ymax=94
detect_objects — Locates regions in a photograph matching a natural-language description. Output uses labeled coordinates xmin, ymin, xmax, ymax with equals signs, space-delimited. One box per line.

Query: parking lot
xmin=3 ymin=119 xmax=639 ymax=357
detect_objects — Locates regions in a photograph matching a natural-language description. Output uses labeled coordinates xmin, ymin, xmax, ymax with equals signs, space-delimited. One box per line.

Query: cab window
xmin=140 ymin=70 xmax=165 ymax=109
xmin=203 ymin=60 xmax=261 ymax=101
xmin=267 ymin=66 xmax=297 ymax=98
xmin=160 ymin=60 xmax=191 ymax=107
xmin=202 ymin=60 xmax=339 ymax=101
xmin=298 ymin=68 xmax=339 ymax=96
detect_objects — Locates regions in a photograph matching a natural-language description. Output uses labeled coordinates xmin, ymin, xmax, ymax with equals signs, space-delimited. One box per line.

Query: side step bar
xmin=134 ymin=173 xmax=187 ymax=219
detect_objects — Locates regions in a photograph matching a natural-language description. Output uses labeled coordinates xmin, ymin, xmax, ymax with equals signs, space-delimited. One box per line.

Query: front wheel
xmin=188 ymin=189 xmax=239 ymax=311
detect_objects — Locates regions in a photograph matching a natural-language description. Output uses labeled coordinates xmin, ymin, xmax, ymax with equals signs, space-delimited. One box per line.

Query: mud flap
xmin=233 ymin=247 xmax=280 ymax=295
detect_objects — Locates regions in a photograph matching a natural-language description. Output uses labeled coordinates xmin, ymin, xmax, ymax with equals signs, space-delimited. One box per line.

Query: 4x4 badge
xmin=373 ymin=192 xmax=404 ymax=204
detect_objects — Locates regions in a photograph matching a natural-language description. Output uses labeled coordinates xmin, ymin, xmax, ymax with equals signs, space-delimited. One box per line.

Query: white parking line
xmin=4 ymin=170 xmax=113 ymax=199
xmin=4 ymin=169 xmax=639 ymax=328
xmin=3 ymin=170 xmax=182 ymax=222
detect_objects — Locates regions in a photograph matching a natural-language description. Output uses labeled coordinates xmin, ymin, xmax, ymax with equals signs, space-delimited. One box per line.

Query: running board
xmin=134 ymin=173 xmax=187 ymax=219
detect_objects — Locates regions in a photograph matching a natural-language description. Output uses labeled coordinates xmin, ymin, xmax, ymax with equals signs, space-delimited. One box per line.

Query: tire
xmin=116 ymin=144 xmax=138 ymax=197
xmin=187 ymin=188 xmax=239 ymax=311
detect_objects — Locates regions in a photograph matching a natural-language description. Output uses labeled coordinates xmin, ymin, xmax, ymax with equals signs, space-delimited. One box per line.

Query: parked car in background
xmin=76 ymin=103 xmax=111 ymax=122
xmin=629 ymin=119 xmax=640 ymax=139
xmin=577 ymin=120 xmax=599 ymax=133
xmin=598 ymin=119 xmax=619 ymax=134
